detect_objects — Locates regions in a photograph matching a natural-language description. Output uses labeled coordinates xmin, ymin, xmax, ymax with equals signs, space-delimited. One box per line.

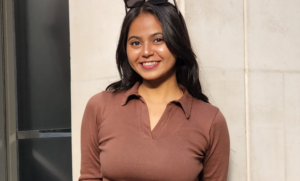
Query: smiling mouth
xmin=141 ymin=61 xmax=160 ymax=66
xmin=140 ymin=61 xmax=161 ymax=69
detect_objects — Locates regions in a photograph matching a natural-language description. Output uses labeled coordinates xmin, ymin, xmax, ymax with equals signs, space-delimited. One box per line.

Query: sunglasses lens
xmin=150 ymin=0 xmax=168 ymax=4
xmin=126 ymin=0 xmax=144 ymax=8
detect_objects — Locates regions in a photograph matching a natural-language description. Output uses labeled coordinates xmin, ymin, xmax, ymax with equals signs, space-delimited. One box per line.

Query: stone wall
xmin=70 ymin=0 xmax=300 ymax=180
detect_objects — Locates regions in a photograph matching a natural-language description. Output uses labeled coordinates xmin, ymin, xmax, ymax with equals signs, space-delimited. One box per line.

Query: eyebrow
xmin=127 ymin=32 xmax=163 ymax=41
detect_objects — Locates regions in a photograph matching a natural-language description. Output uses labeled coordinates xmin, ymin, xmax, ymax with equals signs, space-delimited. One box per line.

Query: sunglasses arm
xmin=124 ymin=0 xmax=128 ymax=14
xmin=173 ymin=0 xmax=179 ymax=14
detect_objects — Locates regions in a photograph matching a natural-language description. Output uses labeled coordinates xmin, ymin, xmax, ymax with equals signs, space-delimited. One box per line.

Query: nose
xmin=142 ymin=42 xmax=154 ymax=58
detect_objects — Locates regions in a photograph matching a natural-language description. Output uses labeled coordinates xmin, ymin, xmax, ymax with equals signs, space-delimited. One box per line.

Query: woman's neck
xmin=138 ymin=73 xmax=183 ymax=104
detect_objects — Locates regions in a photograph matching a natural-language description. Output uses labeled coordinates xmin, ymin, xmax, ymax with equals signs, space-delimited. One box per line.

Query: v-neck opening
xmin=151 ymin=105 xmax=174 ymax=139
xmin=140 ymin=99 xmax=173 ymax=139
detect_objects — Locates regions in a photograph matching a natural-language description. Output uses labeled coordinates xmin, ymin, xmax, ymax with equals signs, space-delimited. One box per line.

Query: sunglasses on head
xmin=123 ymin=0 xmax=179 ymax=14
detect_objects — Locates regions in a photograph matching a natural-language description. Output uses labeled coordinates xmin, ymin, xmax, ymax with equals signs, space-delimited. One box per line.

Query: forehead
xmin=128 ymin=13 xmax=162 ymax=36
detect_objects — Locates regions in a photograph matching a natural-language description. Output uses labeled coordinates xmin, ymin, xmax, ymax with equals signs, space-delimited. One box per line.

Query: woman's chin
xmin=139 ymin=71 xmax=176 ymax=83
xmin=141 ymin=76 xmax=160 ymax=81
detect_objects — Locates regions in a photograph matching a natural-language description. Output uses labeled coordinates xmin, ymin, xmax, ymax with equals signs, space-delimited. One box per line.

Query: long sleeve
xmin=201 ymin=110 xmax=230 ymax=181
xmin=79 ymin=95 xmax=103 ymax=181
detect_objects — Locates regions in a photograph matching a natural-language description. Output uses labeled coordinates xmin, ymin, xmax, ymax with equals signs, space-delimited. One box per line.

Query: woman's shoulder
xmin=192 ymin=98 xmax=220 ymax=114
xmin=86 ymin=90 xmax=126 ymax=108
xmin=191 ymin=98 xmax=226 ymax=125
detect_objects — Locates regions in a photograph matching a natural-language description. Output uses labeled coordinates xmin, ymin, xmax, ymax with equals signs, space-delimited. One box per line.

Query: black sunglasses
xmin=123 ymin=0 xmax=179 ymax=14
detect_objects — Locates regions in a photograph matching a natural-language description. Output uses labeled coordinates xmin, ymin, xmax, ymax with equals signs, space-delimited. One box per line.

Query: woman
xmin=79 ymin=1 xmax=230 ymax=181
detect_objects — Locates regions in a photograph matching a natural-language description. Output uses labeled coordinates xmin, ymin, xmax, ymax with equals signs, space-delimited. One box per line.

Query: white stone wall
xmin=70 ymin=0 xmax=300 ymax=180
xmin=246 ymin=0 xmax=300 ymax=180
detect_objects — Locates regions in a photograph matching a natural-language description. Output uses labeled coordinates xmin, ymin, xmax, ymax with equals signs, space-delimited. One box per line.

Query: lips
xmin=140 ymin=61 xmax=161 ymax=69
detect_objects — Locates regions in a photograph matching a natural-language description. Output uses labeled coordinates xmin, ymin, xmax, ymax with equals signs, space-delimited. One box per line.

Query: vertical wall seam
xmin=283 ymin=73 xmax=286 ymax=181
xmin=243 ymin=0 xmax=250 ymax=181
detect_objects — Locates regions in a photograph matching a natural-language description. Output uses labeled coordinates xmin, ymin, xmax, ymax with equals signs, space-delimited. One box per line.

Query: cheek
xmin=127 ymin=48 xmax=140 ymax=63
xmin=126 ymin=49 xmax=139 ymax=71
xmin=157 ymin=46 xmax=176 ymax=64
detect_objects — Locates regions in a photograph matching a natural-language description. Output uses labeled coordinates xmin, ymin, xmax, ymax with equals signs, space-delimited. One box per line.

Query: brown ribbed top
xmin=79 ymin=82 xmax=230 ymax=181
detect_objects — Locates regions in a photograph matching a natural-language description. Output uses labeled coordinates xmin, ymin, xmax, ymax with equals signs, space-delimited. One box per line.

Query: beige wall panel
xmin=284 ymin=73 xmax=300 ymax=181
xmin=249 ymin=72 xmax=285 ymax=181
xmin=71 ymin=79 xmax=114 ymax=180
xmin=185 ymin=1 xmax=246 ymax=180
xmin=70 ymin=0 xmax=125 ymax=179
xmin=185 ymin=0 xmax=244 ymax=70
xmin=247 ymin=0 xmax=300 ymax=70
xmin=202 ymin=70 xmax=246 ymax=181
xmin=69 ymin=0 xmax=300 ymax=180
xmin=70 ymin=0 xmax=124 ymax=82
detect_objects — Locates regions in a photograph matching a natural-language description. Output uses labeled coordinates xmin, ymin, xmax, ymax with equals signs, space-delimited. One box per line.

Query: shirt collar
xmin=121 ymin=82 xmax=193 ymax=119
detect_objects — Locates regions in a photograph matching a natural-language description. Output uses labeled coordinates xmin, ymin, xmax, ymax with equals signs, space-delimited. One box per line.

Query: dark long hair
xmin=106 ymin=2 xmax=209 ymax=103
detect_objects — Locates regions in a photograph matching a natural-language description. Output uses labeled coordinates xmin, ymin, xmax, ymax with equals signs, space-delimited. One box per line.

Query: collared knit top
xmin=79 ymin=82 xmax=230 ymax=181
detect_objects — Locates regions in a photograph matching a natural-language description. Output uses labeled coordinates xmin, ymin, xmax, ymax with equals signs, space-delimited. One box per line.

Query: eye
xmin=130 ymin=41 xmax=141 ymax=46
xmin=154 ymin=38 xmax=164 ymax=43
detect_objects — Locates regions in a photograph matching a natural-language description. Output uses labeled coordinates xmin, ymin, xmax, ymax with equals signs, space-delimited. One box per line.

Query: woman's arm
xmin=201 ymin=110 xmax=230 ymax=181
xmin=79 ymin=95 xmax=103 ymax=181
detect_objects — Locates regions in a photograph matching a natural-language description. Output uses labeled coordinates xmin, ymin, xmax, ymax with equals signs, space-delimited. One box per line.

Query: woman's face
xmin=126 ymin=13 xmax=176 ymax=81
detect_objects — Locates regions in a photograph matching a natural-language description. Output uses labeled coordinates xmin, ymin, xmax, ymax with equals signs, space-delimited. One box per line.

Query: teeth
xmin=142 ymin=62 xmax=158 ymax=66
